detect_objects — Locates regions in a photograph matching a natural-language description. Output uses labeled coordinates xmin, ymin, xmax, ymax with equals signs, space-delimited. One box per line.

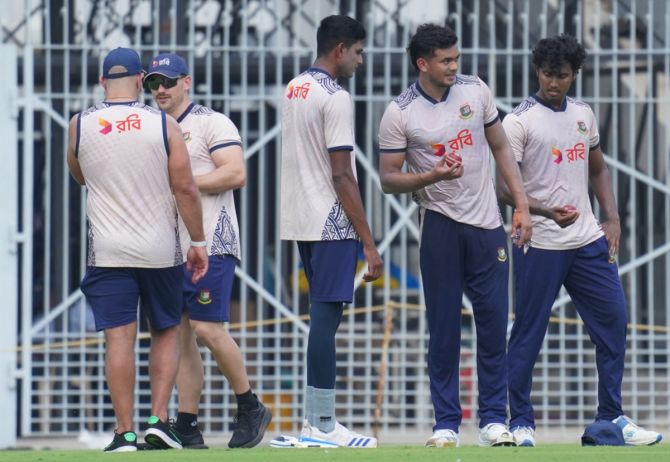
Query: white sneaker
xmin=511 ymin=426 xmax=536 ymax=447
xmin=612 ymin=415 xmax=663 ymax=446
xmin=425 ymin=429 xmax=459 ymax=447
xmin=478 ymin=423 xmax=516 ymax=447
xmin=299 ymin=421 xmax=378 ymax=448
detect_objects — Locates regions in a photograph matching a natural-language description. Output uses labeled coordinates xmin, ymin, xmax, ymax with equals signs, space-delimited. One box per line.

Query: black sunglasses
xmin=144 ymin=75 xmax=184 ymax=91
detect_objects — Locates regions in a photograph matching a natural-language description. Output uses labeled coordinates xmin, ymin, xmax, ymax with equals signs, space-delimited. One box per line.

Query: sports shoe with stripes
xmin=612 ymin=415 xmax=663 ymax=446
xmin=299 ymin=421 xmax=378 ymax=448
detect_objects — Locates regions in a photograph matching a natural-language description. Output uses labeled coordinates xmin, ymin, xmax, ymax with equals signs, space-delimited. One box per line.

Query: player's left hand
xmin=362 ymin=244 xmax=383 ymax=282
xmin=511 ymin=208 xmax=532 ymax=248
xmin=600 ymin=218 xmax=621 ymax=258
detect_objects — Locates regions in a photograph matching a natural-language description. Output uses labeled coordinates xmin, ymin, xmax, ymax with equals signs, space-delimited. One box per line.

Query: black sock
xmin=236 ymin=389 xmax=258 ymax=412
xmin=176 ymin=412 xmax=198 ymax=434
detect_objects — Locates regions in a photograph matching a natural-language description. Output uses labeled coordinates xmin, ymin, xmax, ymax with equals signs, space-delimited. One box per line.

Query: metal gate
xmin=2 ymin=0 xmax=669 ymax=448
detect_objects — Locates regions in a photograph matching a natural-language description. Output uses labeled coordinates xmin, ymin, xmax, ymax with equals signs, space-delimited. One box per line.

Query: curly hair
xmin=532 ymin=34 xmax=587 ymax=73
xmin=407 ymin=24 xmax=458 ymax=72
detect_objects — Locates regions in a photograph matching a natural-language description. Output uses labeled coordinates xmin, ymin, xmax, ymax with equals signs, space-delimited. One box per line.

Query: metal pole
xmin=0 ymin=44 xmax=19 ymax=449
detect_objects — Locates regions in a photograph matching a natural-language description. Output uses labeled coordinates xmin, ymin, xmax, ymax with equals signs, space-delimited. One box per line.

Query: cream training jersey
xmin=280 ymin=67 xmax=359 ymax=241
xmin=76 ymin=101 xmax=182 ymax=267
xmin=176 ymin=103 xmax=242 ymax=260
xmin=378 ymin=76 xmax=502 ymax=229
xmin=502 ymin=95 xmax=603 ymax=250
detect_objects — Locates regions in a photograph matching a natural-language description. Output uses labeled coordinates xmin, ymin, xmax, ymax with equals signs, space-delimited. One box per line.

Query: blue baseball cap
xmin=581 ymin=420 xmax=626 ymax=446
xmin=102 ymin=47 xmax=144 ymax=79
xmin=145 ymin=53 xmax=189 ymax=79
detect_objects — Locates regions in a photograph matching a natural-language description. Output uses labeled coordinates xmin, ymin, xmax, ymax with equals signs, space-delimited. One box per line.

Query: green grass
xmin=0 ymin=445 xmax=668 ymax=462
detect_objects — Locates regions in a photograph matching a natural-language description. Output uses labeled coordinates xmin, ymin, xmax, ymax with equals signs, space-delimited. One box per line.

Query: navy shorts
xmin=80 ymin=266 xmax=183 ymax=332
xmin=297 ymin=239 xmax=358 ymax=303
xmin=183 ymin=254 xmax=236 ymax=322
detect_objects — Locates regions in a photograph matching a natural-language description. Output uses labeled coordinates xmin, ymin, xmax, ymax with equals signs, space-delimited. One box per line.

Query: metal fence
xmin=1 ymin=0 xmax=669 ymax=447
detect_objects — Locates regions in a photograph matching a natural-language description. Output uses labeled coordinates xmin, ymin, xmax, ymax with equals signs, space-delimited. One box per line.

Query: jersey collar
xmin=102 ymin=100 xmax=138 ymax=106
xmin=306 ymin=67 xmax=334 ymax=79
xmin=531 ymin=93 xmax=568 ymax=112
xmin=415 ymin=81 xmax=450 ymax=105
xmin=176 ymin=102 xmax=196 ymax=123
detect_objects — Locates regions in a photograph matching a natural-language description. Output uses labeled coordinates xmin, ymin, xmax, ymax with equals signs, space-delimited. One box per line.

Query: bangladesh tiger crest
xmin=577 ymin=120 xmax=588 ymax=135
xmin=459 ymin=103 xmax=473 ymax=120
xmin=497 ymin=247 xmax=507 ymax=262
xmin=198 ymin=289 xmax=212 ymax=304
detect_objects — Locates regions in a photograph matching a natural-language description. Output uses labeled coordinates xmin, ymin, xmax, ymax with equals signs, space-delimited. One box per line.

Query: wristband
xmin=190 ymin=240 xmax=207 ymax=247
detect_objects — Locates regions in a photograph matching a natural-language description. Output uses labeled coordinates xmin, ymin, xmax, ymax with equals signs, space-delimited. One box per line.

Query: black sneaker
xmin=144 ymin=415 xmax=183 ymax=449
xmin=228 ymin=399 xmax=272 ymax=448
xmin=172 ymin=425 xmax=209 ymax=449
xmin=104 ymin=431 xmax=138 ymax=452
xmin=136 ymin=442 xmax=163 ymax=450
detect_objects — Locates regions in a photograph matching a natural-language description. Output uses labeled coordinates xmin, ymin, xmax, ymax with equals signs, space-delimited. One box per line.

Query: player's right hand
xmin=362 ymin=245 xmax=383 ymax=282
xmin=433 ymin=153 xmax=464 ymax=181
xmin=550 ymin=204 xmax=580 ymax=228
xmin=186 ymin=246 xmax=209 ymax=284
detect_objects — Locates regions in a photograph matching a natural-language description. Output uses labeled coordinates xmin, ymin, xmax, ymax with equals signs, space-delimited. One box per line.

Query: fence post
xmin=0 ymin=44 xmax=19 ymax=449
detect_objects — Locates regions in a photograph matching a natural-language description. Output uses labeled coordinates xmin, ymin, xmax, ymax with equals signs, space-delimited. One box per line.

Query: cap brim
xmin=144 ymin=70 xmax=182 ymax=79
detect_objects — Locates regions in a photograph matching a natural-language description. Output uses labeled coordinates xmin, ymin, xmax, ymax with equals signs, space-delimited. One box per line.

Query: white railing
xmin=2 ymin=0 xmax=668 ymax=445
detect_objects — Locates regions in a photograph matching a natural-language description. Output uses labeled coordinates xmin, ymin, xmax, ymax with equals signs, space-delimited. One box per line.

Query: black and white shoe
xmin=104 ymin=431 xmax=138 ymax=452
xmin=144 ymin=416 xmax=183 ymax=449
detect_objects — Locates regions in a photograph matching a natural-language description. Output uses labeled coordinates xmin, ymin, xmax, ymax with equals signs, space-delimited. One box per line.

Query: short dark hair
xmin=532 ymin=34 xmax=587 ymax=73
xmin=407 ymin=24 xmax=458 ymax=71
xmin=316 ymin=15 xmax=366 ymax=57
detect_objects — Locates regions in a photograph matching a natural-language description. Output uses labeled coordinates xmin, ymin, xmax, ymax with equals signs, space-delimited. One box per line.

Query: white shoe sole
xmin=297 ymin=436 xmax=340 ymax=448
xmin=269 ymin=435 xmax=341 ymax=449
xmin=145 ymin=428 xmax=183 ymax=449
xmin=106 ymin=445 xmax=138 ymax=452
xmin=426 ymin=439 xmax=458 ymax=448
xmin=479 ymin=434 xmax=516 ymax=447
xmin=269 ymin=435 xmax=301 ymax=448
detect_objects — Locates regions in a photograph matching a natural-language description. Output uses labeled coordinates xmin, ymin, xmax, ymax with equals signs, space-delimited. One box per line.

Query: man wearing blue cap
xmin=66 ymin=47 xmax=209 ymax=452
xmin=144 ymin=52 xmax=271 ymax=449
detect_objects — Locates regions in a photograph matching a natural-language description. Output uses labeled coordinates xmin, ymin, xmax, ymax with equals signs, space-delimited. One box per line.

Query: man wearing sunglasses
xmin=144 ymin=53 xmax=271 ymax=449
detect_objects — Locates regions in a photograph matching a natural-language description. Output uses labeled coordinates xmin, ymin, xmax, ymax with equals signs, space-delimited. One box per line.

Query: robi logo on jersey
xmin=287 ymin=82 xmax=311 ymax=100
xmin=98 ymin=118 xmax=112 ymax=135
xmin=431 ymin=144 xmax=447 ymax=156
xmin=551 ymin=142 xmax=586 ymax=165
xmin=430 ymin=128 xmax=473 ymax=156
